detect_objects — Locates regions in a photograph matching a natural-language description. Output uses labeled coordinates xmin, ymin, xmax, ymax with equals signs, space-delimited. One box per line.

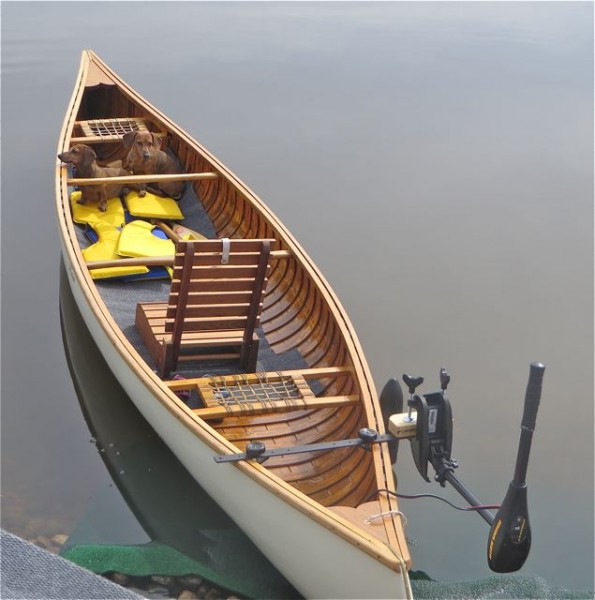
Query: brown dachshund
xmin=58 ymin=144 xmax=128 ymax=212
xmin=122 ymin=131 xmax=185 ymax=199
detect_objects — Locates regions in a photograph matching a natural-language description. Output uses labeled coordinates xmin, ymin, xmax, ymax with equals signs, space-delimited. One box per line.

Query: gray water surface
xmin=1 ymin=1 xmax=593 ymax=593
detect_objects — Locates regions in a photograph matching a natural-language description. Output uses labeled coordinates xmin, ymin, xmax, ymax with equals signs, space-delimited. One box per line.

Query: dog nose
xmin=143 ymin=151 xmax=151 ymax=159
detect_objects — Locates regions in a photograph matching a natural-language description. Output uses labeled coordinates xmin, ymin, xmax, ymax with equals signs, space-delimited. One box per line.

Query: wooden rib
xmin=265 ymin=275 xmax=311 ymax=343
xmin=221 ymin=410 xmax=363 ymax=469
xmin=240 ymin=410 xmax=367 ymax=486
xmin=211 ymin=188 xmax=237 ymax=233
xmin=225 ymin=402 xmax=361 ymax=447
xmin=266 ymin=277 xmax=317 ymax=346
xmin=290 ymin=444 xmax=372 ymax=496
xmin=263 ymin=252 xmax=293 ymax=304
xmin=262 ymin=263 xmax=307 ymax=328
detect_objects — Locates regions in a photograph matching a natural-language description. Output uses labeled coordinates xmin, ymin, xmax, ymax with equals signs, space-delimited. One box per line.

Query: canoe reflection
xmin=59 ymin=261 xmax=299 ymax=599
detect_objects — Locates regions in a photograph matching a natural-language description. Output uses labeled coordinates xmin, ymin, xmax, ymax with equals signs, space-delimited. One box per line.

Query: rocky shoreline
xmin=29 ymin=534 xmax=240 ymax=600
xmin=104 ymin=573 xmax=239 ymax=600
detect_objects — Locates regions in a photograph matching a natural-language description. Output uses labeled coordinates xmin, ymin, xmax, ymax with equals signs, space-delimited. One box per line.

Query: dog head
xmin=58 ymin=144 xmax=97 ymax=168
xmin=122 ymin=131 xmax=161 ymax=163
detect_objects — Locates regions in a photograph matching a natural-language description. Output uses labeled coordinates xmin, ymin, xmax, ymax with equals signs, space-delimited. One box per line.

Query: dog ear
xmin=80 ymin=145 xmax=97 ymax=168
xmin=151 ymin=132 xmax=162 ymax=149
xmin=122 ymin=131 xmax=137 ymax=149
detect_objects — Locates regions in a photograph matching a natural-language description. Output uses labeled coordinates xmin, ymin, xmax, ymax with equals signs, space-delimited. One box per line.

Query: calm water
xmin=2 ymin=1 xmax=593 ymax=594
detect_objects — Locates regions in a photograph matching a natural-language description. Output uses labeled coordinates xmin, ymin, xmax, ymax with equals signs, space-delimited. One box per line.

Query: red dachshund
xmin=122 ymin=131 xmax=185 ymax=199
xmin=58 ymin=144 xmax=128 ymax=212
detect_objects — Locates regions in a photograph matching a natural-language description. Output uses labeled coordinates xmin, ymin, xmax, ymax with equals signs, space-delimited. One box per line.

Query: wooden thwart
xmin=67 ymin=172 xmax=218 ymax=186
xmin=85 ymin=249 xmax=292 ymax=271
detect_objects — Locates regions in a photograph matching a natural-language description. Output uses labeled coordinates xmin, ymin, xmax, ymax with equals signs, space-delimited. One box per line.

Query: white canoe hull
xmin=61 ymin=251 xmax=412 ymax=600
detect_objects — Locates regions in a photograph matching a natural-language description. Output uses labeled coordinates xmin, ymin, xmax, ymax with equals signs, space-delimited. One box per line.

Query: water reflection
xmin=58 ymin=261 xmax=299 ymax=599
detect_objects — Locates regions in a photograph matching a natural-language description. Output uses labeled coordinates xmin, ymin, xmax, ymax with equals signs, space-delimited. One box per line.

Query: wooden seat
xmin=136 ymin=238 xmax=273 ymax=378
xmin=164 ymin=367 xmax=357 ymax=419
xmin=71 ymin=117 xmax=153 ymax=143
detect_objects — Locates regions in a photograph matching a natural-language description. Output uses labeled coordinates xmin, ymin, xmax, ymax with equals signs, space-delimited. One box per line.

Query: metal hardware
xmin=214 ymin=428 xmax=397 ymax=464
xmin=402 ymin=374 xmax=423 ymax=423
xmin=220 ymin=237 xmax=230 ymax=264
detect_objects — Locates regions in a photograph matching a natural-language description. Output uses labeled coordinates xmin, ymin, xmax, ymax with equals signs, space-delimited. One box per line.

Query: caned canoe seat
xmin=71 ymin=117 xmax=155 ymax=143
xmin=135 ymin=238 xmax=273 ymax=378
xmin=164 ymin=367 xmax=359 ymax=418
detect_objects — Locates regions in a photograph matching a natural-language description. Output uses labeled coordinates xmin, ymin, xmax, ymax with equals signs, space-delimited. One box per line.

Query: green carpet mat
xmin=62 ymin=541 xmax=297 ymax=599
xmin=410 ymin=573 xmax=594 ymax=599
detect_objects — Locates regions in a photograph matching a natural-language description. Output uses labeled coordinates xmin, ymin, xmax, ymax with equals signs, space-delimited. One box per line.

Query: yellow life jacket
xmin=82 ymin=220 xmax=149 ymax=280
xmin=123 ymin=190 xmax=184 ymax=220
xmin=117 ymin=220 xmax=176 ymax=278
xmin=117 ymin=220 xmax=175 ymax=258
xmin=70 ymin=191 xmax=125 ymax=228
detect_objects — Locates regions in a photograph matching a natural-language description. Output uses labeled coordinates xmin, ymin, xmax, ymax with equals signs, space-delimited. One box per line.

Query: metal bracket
xmin=214 ymin=428 xmax=397 ymax=464
xmin=220 ymin=237 xmax=230 ymax=264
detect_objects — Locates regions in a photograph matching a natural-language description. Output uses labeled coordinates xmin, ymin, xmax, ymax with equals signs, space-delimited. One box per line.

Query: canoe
xmin=56 ymin=50 xmax=413 ymax=599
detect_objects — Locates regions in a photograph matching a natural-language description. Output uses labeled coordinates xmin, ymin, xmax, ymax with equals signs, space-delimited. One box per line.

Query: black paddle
xmin=487 ymin=362 xmax=545 ymax=573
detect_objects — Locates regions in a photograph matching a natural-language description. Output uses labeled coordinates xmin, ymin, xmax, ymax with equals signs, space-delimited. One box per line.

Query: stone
xmin=111 ymin=572 xmax=130 ymax=586
xmin=179 ymin=576 xmax=202 ymax=590
xmin=178 ymin=591 xmax=199 ymax=600
xmin=204 ymin=588 xmax=224 ymax=600
xmin=51 ymin=533 xmax=69 ymax=546
xmin=146 ymin=583 xmax=171 ymax=598
xmin=151 ymin=575 xmax=174 ymax=587
xmin=36 ymin=536 xmax=51 ymax=549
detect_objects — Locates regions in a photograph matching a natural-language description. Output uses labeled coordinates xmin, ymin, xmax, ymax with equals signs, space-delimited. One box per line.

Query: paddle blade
xmin=487 ymin=482 xmax=531 ymax=572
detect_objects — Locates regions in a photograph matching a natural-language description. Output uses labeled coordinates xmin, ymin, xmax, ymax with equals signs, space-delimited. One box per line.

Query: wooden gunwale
xmin=56 ymin=50 xmax=411 ymax=580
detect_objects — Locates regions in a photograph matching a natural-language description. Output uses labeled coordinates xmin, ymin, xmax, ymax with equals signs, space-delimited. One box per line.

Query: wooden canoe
xmin=56 ymin=50 xmax=413 ymax=599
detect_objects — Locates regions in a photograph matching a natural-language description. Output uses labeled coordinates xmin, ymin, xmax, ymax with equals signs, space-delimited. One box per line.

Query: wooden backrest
xmin=167 ymin=239 xmax=274 ymax=354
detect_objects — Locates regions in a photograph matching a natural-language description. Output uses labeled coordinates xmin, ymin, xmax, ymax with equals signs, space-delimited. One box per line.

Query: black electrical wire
xmin=370 ymin=488 xmax=500 ymax=513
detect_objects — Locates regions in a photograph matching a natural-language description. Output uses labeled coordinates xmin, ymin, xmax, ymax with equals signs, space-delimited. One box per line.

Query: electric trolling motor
xmin=214 ymin=362 xmax=545 ymax=573
xmin=380 ymin=362 xmax=545 ymax=573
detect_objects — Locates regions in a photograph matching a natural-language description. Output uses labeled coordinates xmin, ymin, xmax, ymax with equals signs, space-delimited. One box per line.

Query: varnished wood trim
xmin=67 ymin=171 xmax=218 ymax=186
